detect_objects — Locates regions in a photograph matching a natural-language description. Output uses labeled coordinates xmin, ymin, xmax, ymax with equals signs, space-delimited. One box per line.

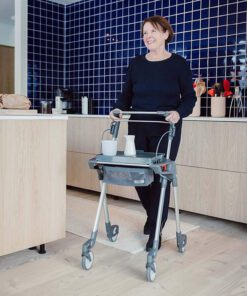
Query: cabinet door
xmin=0 ymin=120 xmax=66 ymax=256
xmin=170 ymin=165 xmax=247 ymax=223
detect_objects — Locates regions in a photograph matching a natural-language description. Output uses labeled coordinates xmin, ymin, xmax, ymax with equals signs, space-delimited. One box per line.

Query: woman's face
xmin=142 ymin=22 xmax=168 ymax=52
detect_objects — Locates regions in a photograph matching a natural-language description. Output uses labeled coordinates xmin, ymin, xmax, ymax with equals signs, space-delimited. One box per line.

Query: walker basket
xmin=102 ymin=165 xmax=154 ymax=186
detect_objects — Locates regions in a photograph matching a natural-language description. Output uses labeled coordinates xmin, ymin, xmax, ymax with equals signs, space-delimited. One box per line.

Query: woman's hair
xmin=141 ymin=15 xmax=174 ymax=44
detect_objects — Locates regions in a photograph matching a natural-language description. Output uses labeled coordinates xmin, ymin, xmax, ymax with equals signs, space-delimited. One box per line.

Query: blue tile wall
xmin=27 ymin=0 xmax=65 ymax=109
xmin=28 ymin=0 xmax=247 ymax=116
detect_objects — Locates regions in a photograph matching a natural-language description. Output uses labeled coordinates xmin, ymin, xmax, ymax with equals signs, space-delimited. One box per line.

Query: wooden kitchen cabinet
xmin=67 ymin=116 xmax=138 ymax=200
xmin=0 ymin=116 xmax=67 ymax=256
xmin=67 ymin=116 xmax=247 ymax=223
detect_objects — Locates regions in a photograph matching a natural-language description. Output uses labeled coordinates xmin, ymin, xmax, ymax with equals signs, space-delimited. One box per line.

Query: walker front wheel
xmin=81 ymin=251 xmax=94 ymax=270
xmin=146 ymin=262 xmax=156 ymax=282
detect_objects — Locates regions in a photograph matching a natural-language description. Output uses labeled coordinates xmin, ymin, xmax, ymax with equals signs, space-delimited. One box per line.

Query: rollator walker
xmin=81 ymin=111 xmax=187 ymax=282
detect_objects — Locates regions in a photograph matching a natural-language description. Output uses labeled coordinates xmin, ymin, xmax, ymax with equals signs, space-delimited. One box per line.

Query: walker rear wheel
xmin=177 ymin=233 xmax=187 ymax=253
xmin=109 ymin=225 xmax=119 ymax=242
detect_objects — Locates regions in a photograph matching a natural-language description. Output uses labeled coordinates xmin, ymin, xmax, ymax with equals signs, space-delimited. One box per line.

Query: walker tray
xmin=93 ymin=151 xmax=165 ymax=167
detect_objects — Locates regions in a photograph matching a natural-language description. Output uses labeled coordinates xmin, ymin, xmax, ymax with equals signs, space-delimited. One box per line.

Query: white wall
xmin=0 ymin=22 xmax=14 ymax=46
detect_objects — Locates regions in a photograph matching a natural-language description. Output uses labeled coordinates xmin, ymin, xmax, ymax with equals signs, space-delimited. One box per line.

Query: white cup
xmin=52 ymin=108 xmax=59 ymax=114
xmin=101 ymin=140 xmax=117 ymax=156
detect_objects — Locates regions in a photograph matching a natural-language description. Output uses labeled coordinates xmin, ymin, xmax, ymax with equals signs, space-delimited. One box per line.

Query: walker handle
xmin=113 ymin=110 xmax=170 ymax=118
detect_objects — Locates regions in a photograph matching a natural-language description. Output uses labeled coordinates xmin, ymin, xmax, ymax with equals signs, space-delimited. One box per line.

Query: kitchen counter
xmin=0 ymin=114 xmax=68 ymax=120
xmin=67 ymin=114 xmax=247 ymax=122
xmin=0 ymin=116 xmax=68 ymax=256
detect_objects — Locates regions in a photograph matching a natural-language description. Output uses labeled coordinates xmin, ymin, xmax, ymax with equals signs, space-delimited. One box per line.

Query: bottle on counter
xmin=81 ymin=96 xmax=88 ymax=115
xmin=88 ymin=98 xmax=94 ymax=114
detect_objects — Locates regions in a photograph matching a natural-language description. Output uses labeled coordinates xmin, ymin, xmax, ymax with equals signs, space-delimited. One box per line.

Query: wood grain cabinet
xmin=0 ymin=117 xmax=67 ymax=256
xmin=172 ymin=120 xmax=247 ymax=223
xmin=67 ymin=116 xmax=138 ymax=199
xmin=67 ymin=116 xmax=247 ymax=223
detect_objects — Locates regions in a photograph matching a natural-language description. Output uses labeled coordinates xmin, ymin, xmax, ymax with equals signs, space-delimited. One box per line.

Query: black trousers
xmin=128 ymin=118 xmax=182 ymax=230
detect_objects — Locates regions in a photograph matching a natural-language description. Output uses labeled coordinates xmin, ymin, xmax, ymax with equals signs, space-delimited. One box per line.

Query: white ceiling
xmin=0 ymin=0 xmax=81 ymax=25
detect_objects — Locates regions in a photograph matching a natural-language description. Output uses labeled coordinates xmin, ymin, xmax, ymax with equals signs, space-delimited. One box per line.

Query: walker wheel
xmin=146 ymin=263 xmax=156 ymax=282
xmin=109 ymin=225 xmax=119 ymax=242
xmin=81 ymin=251 xmax=94 ymax=270
xmin=179 ymin=246 xmax=185 ymax=253
xmin=177 ymin=234 xmax=187 ymax=253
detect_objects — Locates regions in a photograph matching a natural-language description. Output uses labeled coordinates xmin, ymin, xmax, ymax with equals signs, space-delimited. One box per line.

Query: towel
xmin=0 ymin=94 xmax=31 ymax=109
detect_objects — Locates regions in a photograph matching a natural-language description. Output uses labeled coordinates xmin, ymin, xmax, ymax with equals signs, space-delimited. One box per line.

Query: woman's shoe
xmin=145 ymin=233 xmax=162 ymax=252
xmin=143 ymin=218 xmax=150 ymax=235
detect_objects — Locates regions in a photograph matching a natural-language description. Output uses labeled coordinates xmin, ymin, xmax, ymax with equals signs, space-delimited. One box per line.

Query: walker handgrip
xmin=112 ymin=110 xmax=121 ymax=117
xmin=156 ymin=111 xmax=170 ymax=117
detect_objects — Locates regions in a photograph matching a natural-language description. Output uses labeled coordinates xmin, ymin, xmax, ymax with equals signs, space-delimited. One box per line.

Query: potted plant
xmin=208 ymin=80 xmax=232 ymax=117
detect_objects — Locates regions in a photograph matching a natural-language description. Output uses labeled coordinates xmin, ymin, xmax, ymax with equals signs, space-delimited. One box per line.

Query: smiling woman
xmin=110 ymin=15 xmax=196 ymax=252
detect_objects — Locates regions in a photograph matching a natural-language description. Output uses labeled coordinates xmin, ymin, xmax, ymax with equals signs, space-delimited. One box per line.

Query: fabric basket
xmin=103 ymin=166 xmax=154 ymax=186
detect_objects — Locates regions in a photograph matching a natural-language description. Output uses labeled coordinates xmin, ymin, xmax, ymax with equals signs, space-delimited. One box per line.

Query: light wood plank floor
xmin=0 ymin=188 xmax=247 ymax=296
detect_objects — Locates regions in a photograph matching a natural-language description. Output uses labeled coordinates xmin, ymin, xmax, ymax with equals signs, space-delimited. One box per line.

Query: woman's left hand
xmin=165 ymin=111 xmax=180 ymax=124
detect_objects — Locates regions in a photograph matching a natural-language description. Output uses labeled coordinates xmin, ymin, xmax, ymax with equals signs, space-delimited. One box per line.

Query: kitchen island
xmin=67 ymin=115 xmax=247 ymax=224
xmin=0 ymin=115 xmax=68 ymax=256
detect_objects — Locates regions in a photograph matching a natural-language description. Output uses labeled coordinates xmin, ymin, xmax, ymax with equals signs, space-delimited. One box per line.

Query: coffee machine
xmin=55 ymin=87 xmax=73 ymax=114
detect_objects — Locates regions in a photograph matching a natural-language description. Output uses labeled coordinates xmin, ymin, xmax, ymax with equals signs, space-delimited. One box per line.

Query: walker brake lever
xmin=110 ymin=121 xmax=120 ymax=140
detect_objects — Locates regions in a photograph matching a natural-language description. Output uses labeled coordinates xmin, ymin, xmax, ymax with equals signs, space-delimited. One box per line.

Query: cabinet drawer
xmin=177 ymin=121 xmax=247 ymax=173
xmin=67 ymin=117 xmax=128 ymax=154
xmin=170 ymin=165 xmax=247 ymax=223
xmin=67 ymin=152 xmax=101 ymax=191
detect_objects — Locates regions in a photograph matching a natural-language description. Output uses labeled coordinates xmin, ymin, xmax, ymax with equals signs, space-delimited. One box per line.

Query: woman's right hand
xmin=109 ymin=108 xmax=122 ymax=121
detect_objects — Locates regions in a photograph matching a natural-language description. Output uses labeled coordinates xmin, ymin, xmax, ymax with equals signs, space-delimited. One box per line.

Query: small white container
xmin=81 ymin=96 xmax=88 ymax=115
xmin=124 ymin=135 xmax=136 ymax=156
xmin=55 ymin=96 xmax=62 ymax=113
xmin=52 ymin=108 xmax=59 ymax=114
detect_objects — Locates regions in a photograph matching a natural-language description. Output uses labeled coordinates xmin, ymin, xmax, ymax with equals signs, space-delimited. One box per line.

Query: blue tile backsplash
xmin=28 ymin=0 xmax=65 ymax=109
xmin=28 ymin=0 xmax=247 ymax=116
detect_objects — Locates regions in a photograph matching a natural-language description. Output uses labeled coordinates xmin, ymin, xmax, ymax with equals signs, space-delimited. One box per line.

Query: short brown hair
xmin=141 ymin=15 xmax=174 ymax=44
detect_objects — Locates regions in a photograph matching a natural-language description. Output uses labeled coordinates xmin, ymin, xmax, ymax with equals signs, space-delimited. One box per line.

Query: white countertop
xmin=0 ymin=114 xmax=68 ymax=120
xmin=184 ymin=116 xmax=247 ymax=122
xmin=2 ymin=113 xmax=245 ymax=123
xmin=68 ymin=114 xmax=247 ymax=122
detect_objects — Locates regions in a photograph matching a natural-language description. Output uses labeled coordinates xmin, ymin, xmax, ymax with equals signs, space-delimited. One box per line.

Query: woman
xmin=110 ymin=16 xmax=196 ymax=251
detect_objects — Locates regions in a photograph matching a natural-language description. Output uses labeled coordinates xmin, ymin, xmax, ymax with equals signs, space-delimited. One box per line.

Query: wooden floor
xmin=1 ymin=189 xmax=247 ymax=296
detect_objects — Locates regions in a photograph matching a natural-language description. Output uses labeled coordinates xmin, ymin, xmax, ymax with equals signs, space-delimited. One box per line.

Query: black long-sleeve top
xmin=114 ymin=53 xmax=196 ymax=118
